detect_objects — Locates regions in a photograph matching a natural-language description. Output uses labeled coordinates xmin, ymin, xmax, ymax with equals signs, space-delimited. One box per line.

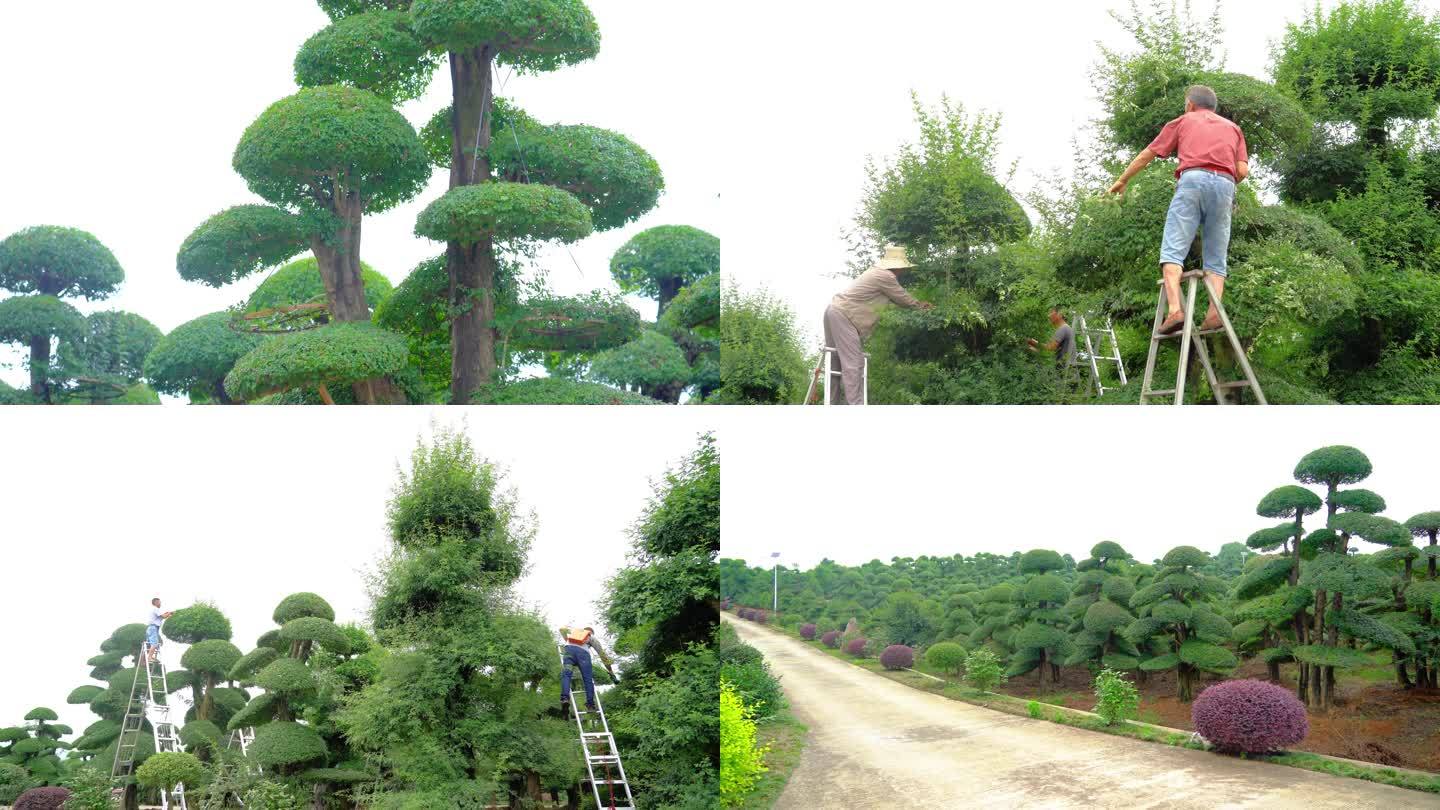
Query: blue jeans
xmin=561 ymin=644 xmax=596 ymax=707
xmin=1161 ymin=170 xmax=1236 ymax=277
xmin=146 ymin=625 xmax=160 ymax=648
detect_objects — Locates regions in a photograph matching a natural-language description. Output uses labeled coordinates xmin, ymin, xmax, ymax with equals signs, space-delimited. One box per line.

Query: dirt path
xmin=726 ymin=614 xmax=1436 ymax=809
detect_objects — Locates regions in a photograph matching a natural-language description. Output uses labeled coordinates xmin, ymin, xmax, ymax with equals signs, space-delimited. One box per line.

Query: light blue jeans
xmin=1160 ymin=169 xmax=1236 ymax=277
xmin=145 ymin=624 xmax=160 ymax=648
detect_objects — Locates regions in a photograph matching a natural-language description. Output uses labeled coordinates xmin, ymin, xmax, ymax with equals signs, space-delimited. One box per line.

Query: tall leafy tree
xmin=1127 ymin=546 xmax=1236 ymax=701
xmin=1005 ymin=550 xmax=1073 ymax=682
xmin=1065 ymin=542 xmax=1141 ymax=672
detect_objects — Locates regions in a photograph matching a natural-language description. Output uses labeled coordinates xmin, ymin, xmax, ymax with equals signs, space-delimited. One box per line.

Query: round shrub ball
xmin=925 ymin=641 xmax=967 ymax=675
xmin=821 ymin=631 xmax=841 ymax=648
xmin=274 ymin=593 xmax=335 ymax=625
xmin=251 ymin=721 xmax=328 ymax=770
xmin=1192 ymin=679 xmax=1308 ymax=754
xmin=753 ymin=610 xmax=768 ymax=625
xmin=844 ymin=638 xmax=868 ymax=658
xmin=880 ymin=645 xmax=915 ymax=670
xmin=13 ymin=787 xmax=72 ymax=810
xmin=136 ymin=751 xmax=206 ymax=791
xmin=799 ymin=623 xmax=817 ymax=640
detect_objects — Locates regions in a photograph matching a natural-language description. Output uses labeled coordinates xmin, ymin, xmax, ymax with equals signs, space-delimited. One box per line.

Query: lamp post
xmin=771 ymin=552 xmax=780 ymax=613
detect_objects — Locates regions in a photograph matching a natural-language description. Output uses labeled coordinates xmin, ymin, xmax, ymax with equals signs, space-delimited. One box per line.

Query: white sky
xmin=0 ymin=0 xmax=722 ymax=389
xmin=0 ymin=407 xmax=715 ymax=738
xmin=725 ymin=0 xmax=1440 ymax=348
xmin=722 ymin=407 xmax=1440 ymax=572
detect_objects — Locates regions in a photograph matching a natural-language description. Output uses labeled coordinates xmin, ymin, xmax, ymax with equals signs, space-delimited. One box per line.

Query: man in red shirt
xmin=1108 ymin=85 xmax=1250 ymax=334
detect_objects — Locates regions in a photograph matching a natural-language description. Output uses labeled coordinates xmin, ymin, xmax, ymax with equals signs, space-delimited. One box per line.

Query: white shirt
xmin=148 ymin=607 xmax=164 ymax=628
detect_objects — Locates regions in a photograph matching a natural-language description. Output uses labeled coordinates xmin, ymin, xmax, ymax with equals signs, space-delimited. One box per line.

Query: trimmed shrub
xmin=136 ymin=751 xmax=206 ymax=791
xmin=1092 ymin=669 xmax=1140 ymax=726
xmin=880 ymin=645 xmax=915 ymax=670
xmin=255 ymin=658 xmax=315 ymax=696
xmin=924 ymin=641 xmax=967 ymax=676
xmin=250 ymin=722 xmax=328 ymax=770
xmin=821 ymin=631 xmax=841 ymax=648
xmin=719 ymin=680 xmax=768 ymax=807
xmin=752 ymin=610 xmax=768 ymax=625
xmin=0 ymin=763 xmax=37 ymax=805
xmin=278 ymin=617 xmax=351 ymax=654
xmin=844 ymin=638 xmax=868 ymax=658
xmin=1192 ymin=679 xmax=1308 ymax=754
xmin=719 ymin=659 xmax=785 ymax=721
xmin=162 ymin=604 xmax=233 ymax=644
xmin=13 ymin=787 xmax=71 ymax=810
xmin=273 ymin=593 xmax=335 ymax=625
xmin=799 ymin=623 xmax=817 ymax=640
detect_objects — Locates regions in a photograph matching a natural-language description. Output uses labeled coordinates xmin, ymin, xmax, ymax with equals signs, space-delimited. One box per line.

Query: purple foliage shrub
xmin=14 ymin=787 xmax=72 ymax=810
xmin=800 ymin=623 xmax=817 ymax=640
xmin=1192 ymin=679 xmax=1308 ymax=754
xmin=753 ymin=610 xmax=768 ymax=624
xmin=821 ymin=631 xmax=841 ymax=648
xmin=738 ymin=608 xmax=752 ymax=620
xmin=880 ymin=645 xmax=915 ymax=670
xmin=844 ymin=638 xmax=868 ymax=657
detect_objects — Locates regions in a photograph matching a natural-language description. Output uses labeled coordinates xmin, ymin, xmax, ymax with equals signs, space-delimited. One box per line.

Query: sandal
xmin=1158 ymin=312 xmax=1187 ymax=335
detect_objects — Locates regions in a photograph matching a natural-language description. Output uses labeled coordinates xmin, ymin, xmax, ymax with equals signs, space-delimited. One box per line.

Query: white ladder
xmin=804 ymin=346 xmax=868 ymax=405
xmin=1140 ymin=271 xmax=1267 ymax=405
xmin=1071 ymin=315 xmax=1128 ymax=396
xmin=111 ymin=640 xmax=188 ymax=809
xmin=558 ymin=645 xmax=635 ymax=810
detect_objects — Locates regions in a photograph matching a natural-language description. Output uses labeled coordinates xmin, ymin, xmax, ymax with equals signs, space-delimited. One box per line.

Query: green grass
xmin=730 ymin=613 xmax=1440 ymax=796
xmin=733 ymin=709 xmax=807 ymax=810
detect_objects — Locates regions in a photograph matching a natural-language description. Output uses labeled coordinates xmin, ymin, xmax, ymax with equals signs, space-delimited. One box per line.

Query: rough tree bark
xmin=447 ymin=45 xmax=498 ymax=405
xmin=28 ymin=334 xmax=50 ymax=402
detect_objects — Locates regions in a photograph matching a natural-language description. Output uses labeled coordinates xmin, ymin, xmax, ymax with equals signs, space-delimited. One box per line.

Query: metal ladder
xmin=226 ymin=727 xmax=260 ymax=772
xmin=1140 ymin=271 xmax=1267 ymax=405
xmin=111 ymin=640 xmax=188 ymax=809
xmin=1070 ymin=315 xmax=1128 ymax=397
xmin=804 ymin=346 xmax=868 ymax=405
xmin=558 ymin=645 xmax=635 ymax=810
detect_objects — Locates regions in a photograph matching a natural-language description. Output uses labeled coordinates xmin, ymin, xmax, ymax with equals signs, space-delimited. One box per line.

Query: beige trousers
xmin=823 ymin=305 xmax=865 ymax=405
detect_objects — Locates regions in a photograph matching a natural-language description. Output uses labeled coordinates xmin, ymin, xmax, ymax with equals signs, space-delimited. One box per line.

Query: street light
xmin=770 ymin=552 xmax=780 ymax=613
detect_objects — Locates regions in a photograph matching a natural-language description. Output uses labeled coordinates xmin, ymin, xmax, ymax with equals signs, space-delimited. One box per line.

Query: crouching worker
xmin=1108 ymin=85 xmax=1249 ymax=335
xmin=821 ymin=245 xmax=933 ymax=405
xmin=559 ymin=625 xmax=617 ymax=715
xmin=1026 ymin=306 xmax=1076 ymax=369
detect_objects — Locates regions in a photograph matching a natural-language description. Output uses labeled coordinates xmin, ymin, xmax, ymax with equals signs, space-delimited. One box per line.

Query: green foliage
xmin=589 ymin=330 xmax=693 ymax=391
xmin=1092 ymin=669 xmax=1140 ymax=726
xmin=273 ymin=593 xmax=335 ymax=625
xmin=181 ymin=640 xmax=244 ymax=676
xmin=246 ymin=257 xmax=392 ymax=316
xmin=255 ymin=659 xmax=316 ymax=697
xmin=873 ymin=591 xmax=942 ymax=647
xmin=963 ymin=648 xmax=1006 ymax=692
xmin=57 ymin=766 xmax=112 ymax=810
xmin=163 ymin=604 xmax=233 ymax=645
xmin=715 ymin=284 xmax=809 ymax=405
xmin=176 ymin=206 xmax=308 ymax=287
xmin=491 ymin=123 xmax=664 ymax=232
xmin=0 ymin=226 xmax=124 ymax=300
xmin=238 ymin=780 xmax=307 ymax=810
xmin=0 ymin=295 xmax=85 ymax=343
xmin=470 ymin=377 xmax=660 ymax=404
xmin=278 ymin=617 xmax=351 ymax=654
xmin=610 ymin=226 xmax=720 ymax=305
xmin=294 ymin=10 xmax=440 ymax=103
xmin=63 ymin=310 xmax=163 ymax=385
xmin=143 ymin=312 xmax=266 ymax=400
xmin=661 ymin=273 xmax=720 ymax=333
xmin=136 ymin=751 xmax=207 ymax=791
xmin=250 ymin=722 xmax=327 ymax=771
xmin=718 ymin=679 xmax=766 ymax=808
xmin=0 ymin=761 xmax=37 ymax=804
xmin=179 ymin=720 xmax=222 ymax=753
xmin=233 ymin=86 xmax=431 ymax=216
xmin=413 ymin=181 xmax=594 ymax=246
xmin=507 ymin=291 xmax=642 ymax=353
xmin=408 ymin=0 xmax=601 ymax=72
xmin=224 ymin=322 xmax=409 ymax=401
xmin=924 ymin=641 xmax=967 ymax=676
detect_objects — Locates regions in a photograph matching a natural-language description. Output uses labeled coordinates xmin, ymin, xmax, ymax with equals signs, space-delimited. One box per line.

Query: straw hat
xmin=873 ymin=245 xmax=916 ymax=272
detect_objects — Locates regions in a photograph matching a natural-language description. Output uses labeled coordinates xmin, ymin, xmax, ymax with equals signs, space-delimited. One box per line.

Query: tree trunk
xmin=124 ymin=783 xmax=139 ymax=810
xmin=211 ymin=378 xmax=235 ymax=405
xmin=1395 ymin=652 xmax=1412 ymax=688
xmin=1430 ymin=530 xmax=1438 ymax=580
xmin=1267 ymin=657 xmax=1281 ymax=682
xmin=29 ymin=334 xmax=51 ymax=402
xmin=1178 ymin=664 xmax=1194 ymax=702
xmin=312 ymin=781 xmax=327 ymax=810
xmin=657 ymin=275 xmax=684 ymax=317
xmin=447 ymin=45 xmax=498 ymax=405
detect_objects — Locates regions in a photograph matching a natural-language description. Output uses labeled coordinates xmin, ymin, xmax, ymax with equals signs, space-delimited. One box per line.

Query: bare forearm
xmin=1236 ymin=161 xmax=1250 ymax=183
xmin=1118 ymin=148 xmax=1156 ymax=184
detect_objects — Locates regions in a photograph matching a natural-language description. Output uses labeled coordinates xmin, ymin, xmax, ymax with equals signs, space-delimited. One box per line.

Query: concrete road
xmin=726 ymin=614 xmax=1438 ymax=809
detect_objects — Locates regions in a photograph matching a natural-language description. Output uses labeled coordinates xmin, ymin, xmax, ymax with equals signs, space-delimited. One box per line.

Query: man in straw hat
xmin=1108 ymin=84 xmax=1249 ymax=336
xmin=823 ymin=245 xmax=932 ymax=404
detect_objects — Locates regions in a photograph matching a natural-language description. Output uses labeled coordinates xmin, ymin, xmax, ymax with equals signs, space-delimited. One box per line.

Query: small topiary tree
xmin=12 ymin=787 xmax=71 ymax=810
xmin=821 ymin=631 xmax=841 ymax=649
xmin=1127 ymin=545 xmax=1237 ymax=701
xmin=224 ymin=321 xmax=410 ymax=404
xmin=135 ymin=751 xmax=207 ymax=794
xmin=844 ymin=638 xmax=868 ymax=658
xmin=963 ymin=648 xmax=1006 ymax=692
xmin=880 ymin=645 xmax=915 ymax=670
xmin=1192 ymin=679 xmax=1309 ymax=754
xmin=925 ymin=642 xmax=967 ymax=678
xmin=799 ymin=623 xmax=817 ymax=640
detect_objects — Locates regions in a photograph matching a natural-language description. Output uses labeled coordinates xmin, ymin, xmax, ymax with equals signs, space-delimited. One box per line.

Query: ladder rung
xmin=1216 ymin=381 xmax=1251 ymax=390
xmin=588 ymin=755 xmax=620 ymax=763
xmin=1143 ymin=389 xmax=1177 ymax=397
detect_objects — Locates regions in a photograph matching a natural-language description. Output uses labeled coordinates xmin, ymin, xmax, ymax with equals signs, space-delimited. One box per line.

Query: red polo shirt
xmin=1148 ymin=110 xmax=1248 ymax=181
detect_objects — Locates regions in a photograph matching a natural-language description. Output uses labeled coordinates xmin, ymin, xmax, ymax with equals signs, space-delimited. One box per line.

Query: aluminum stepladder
xmin=1140 ymin=270 xmax=1267 ymax=405
xmin=558 ymin=645 xmax=635 ymax=810
xmin=804 ymin=346 xmax=868 ymax=405
xmin=1070 ymin=314 xmax=1128 ymax=397
xmin=111 ymin=640 xmax=188 ymax=809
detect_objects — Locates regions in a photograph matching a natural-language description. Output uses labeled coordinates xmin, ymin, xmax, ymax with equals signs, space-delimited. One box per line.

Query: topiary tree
xmin=0 ymin=226 xmax=125 ymax=402
xmin=872 ymin=591 xmax=942 ymax=648
xmin=57 ymin=310 xmax=163 ymax=403
xmin=924 ymin=641 xmax=967 ymax=677
xmin=1192 ymin=679 xmax=1308 ymax=754
xmin=1065 ymin=542 xmax=1141 ymax=673
xmin=162 ymin=603 xmax=236 ymax=727
xmin=610 ymin=225 xmax=719 ymax=316
xmin=1006 ymin=550 xmax=1073 ymax=683
xmin=135 ymin=751 xmax=206 ymax=794
xmin=143 ymin=312 xmax=266 ymax=404
xmin=587 ymin=330 xmax=692 ymax=398
xmin=1126 ymin=546 xmax=1237 ymax=701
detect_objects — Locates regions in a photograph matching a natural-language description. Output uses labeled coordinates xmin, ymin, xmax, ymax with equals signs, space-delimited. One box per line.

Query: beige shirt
xmin=830 ymin=268 xmax=923 ymax=339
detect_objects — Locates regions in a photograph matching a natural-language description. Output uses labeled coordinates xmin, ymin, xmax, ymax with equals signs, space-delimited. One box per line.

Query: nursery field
xmin=723 ymin=614 xmax=1437 ymax=809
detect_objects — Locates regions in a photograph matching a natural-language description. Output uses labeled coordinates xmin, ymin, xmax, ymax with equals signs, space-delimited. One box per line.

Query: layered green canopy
xmin=0 ymin=226 xmax=124 ymax=299
xmin=224 ymin=322 xmax=409 ymax=402
xmin=176 ymin=205 xmax=308 ymax=287
xmin=409 ymin=0 xmax=601 ymax=72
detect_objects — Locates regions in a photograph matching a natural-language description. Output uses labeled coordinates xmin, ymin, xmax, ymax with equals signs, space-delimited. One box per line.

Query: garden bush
xmin=1027 ymin=700 xmax=1042 ymax=719
xmin=844 ymin=638 xmax=868 ymax=658
xmin=1192 ymin=679 xmax=1309 ymax=754
xmin=719 ymin=658 xmax=785 ymax=721
xmin=719 ymin=680 xmax=767 ymax=808
xmin=12 ymin=787 xmax=70 ymax=810
xmin=880 ymin=644 xmax=915 ymax=670
xmin=752 ymin=610 xmax=768 ymax=625
xmin=821 ymin=631 xmax=841 ymax=648
xmin=963 ymin=648 xmax=1006 ymax=692
xmin=136 ymin=751 xmax=206 ymax=791
xmin=0 ymin=763 xmax=36 ymax=805
xmin=59 ymin=766 xmax=113 ymax=810
xmin=924 ymin=641 xmax=966 ymax=676
xmin=799 ymin=623 xmax=817 ymax=640
xmin=250 ymin=721 xmax=328 ymax=770
xmin=737 ymin=608 xmax=752 ymax=621
xmin=1092 ymin=668 xmax=1140 ymax=726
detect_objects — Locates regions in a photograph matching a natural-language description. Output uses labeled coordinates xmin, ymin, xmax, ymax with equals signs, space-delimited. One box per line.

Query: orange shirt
xmin=1148 ymin=110 xmax=1248 ymax=181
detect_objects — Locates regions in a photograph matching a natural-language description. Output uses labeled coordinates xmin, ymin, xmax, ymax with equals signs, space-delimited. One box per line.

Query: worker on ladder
xmin=146 ymin=597 xmax=173 ymax=662
xmin=558 ymin=626 xmax=617 ymax=715
xmin=1108 ymin=85 xmax=1249 ymax=335
xmin=1026 ymin=305 xmax=1076 ymax=369
xmin=821 ymin=245 xmax=932 ymax=405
